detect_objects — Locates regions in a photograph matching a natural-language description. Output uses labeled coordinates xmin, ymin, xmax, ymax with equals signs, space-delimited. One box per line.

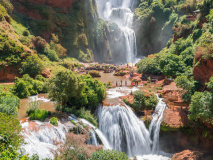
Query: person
xmin=116 ymin=81 xmax=118 ymax=87
xmin=127 ymin=64 xmax=128 ymax=68
xmin=109 ymin=81 xmax=110 ymax=85
xmin=121 ymin=80 xmax=122 ymax=86
xmin=131 ymin=82 xmax=133 ymax=86
xmin=125 ymin=80 xmax=127 ymax=86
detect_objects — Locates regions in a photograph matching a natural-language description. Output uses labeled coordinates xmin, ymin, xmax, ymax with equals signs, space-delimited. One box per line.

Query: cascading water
xmin=20 ymin=121 xmax=69 ymax=160
xmin=98 ymin=104 xmax=151 ymax=156
xmin=149 ymin=95 xmax=167 ymax=154
xmin=96 ymin=0 xmax=137 ymax=63
xmin=97 ymin=89 xmax=170 ymax=159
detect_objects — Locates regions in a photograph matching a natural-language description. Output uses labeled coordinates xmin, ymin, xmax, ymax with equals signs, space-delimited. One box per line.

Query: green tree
xmin=175 ymin=75 xmax=199 ymax=104
xmin=132 ymin=90 xmax=158 ymax=110
xmin=47 ymin=70 xmax=85 ymax=106
xmin=137 ymin=57 xmax=161 ymax=75
xmin=19 ymin=55 xmax=44 ymax=77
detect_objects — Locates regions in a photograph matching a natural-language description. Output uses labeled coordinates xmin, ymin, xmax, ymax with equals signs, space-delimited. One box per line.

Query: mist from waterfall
xmin=96 ymin=0 xmax=137 ymax=63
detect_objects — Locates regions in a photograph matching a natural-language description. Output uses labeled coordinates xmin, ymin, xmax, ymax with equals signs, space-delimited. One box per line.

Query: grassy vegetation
xmin=50 ymin=117 xmax=58 ymax=126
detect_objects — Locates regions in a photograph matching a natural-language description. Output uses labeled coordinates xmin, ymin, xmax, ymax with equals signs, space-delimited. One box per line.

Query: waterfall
xmin=96 ymin=0 xmax=137 ymax=63
xmin=80 ymin=118 xmax=112 ymax=150
xmin=149 ymin=95 xmax=167 ymax=153
xmin=20 ymin=121 xmax=69 ymax=160
xmin=98 ymin=95 xmax=168 ymax=157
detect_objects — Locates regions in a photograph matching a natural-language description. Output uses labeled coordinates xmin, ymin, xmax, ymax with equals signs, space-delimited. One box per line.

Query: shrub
xmin=0 ymin=0 xmax=13 ymax=13
xmin=175 ymin=75 xmax=199 ymax=104
xmin=157 ymin=87 xmax=163 ymax=90
xmin=48 ymin=71 xmax=105 ymax=110
xmin=137 ymin=57 xmax=161 ymax=75
xmin=19 ymin=55 xmax=44 ymax=77
xmin=44 ymin=45 xmax=60 ymax=61
xmin=12 ymin=74 xmax=46 ymax=98
xmin=70 ymin=120 xmax=76 ymax=125
xmin=132 ymin=90 xmax=158 ymax=110
xmin=31 ymin=36 xmax=47 ymax=53
xmin=90 ymin=150 xmax=129 ymax=160
xmin=50 ymin=117 xmax=58 ymax=126
xmin=22 ymin=30 xmax=30 ymax=37
xmin=88 ymin=70 xmax=101 ymax=77
xmin=0 ymin=92 xmax=20 ymax=116
xmin=29 ymin=109 xmax=48 ymax=121
xmin=26 ymin=100 xmax=42 ymax=115
xmin=47 ymin=70 xmax=85 ymax=106
xmin=50 ymin=34 xmax=67 ymax=58
xmin=0 ymin=34 xmax=23 ymax=66
xmin=0 ymin=113 xmax=22 ymax=159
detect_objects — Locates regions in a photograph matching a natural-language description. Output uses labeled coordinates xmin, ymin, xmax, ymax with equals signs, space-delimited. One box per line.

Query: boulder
xmin=172 ymin=150 xmax=203 ymax=160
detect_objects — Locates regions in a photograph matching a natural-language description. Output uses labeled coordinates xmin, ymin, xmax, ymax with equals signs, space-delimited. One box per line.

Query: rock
xmin=0 ymin=65 xmax=21 ymax=82
xmin=193 ymin=59 xmax=213 ymax=86
xmin=172 ymin=150 xmax=203 ymax=160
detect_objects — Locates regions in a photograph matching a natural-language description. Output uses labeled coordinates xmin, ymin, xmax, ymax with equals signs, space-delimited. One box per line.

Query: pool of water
xmin=18 ymin=94 xmax=56 ymax=120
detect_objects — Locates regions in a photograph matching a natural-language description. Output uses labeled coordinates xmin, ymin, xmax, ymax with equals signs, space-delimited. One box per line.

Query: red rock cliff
xmin=193 ymin=59 xmax=213 ymax=86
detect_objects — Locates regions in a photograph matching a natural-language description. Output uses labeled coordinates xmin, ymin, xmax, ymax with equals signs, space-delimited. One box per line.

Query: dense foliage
xmin=12 ymin=74 xmax=47 ymax=98
xmin=19 ymin=55 xmax=44 ymax=77
xmin=90 ymin=150 xmax=129 ymax=160
xmin=0 ymin=32 xmax=24 ymax=66
xmin=50 ymin=117 xmax=58 ymax=126
xmin=48 ymin=71 xmax=105 ymax=110
xmin=0 ymin=90 xmax=20 ymax=116
xmin=0 ymin=113 xmax=22 ymax=159
xmin=188 ymin=77 xmax=213 ymax=124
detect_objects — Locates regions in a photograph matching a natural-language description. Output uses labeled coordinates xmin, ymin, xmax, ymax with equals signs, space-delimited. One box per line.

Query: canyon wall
xmin=11 ymin=0 xmax=115 ymax=63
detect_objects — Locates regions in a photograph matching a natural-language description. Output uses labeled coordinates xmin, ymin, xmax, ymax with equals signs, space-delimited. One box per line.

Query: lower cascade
xmin=20 ymin=93 xmax=170 ymax=159
xmin=98 ymin=95 xmax=168 ymax=157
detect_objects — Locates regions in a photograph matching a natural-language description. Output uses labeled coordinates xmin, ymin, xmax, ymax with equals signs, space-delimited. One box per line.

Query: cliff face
xmin=193 ymin=59 xmax=213 ymax=86
xmin=11 ymin=0 xmax=113 ymax=63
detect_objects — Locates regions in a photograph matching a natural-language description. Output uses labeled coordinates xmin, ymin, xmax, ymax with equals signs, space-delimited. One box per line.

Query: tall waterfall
xmin=96 ymin=0 xmax=137 ymax=63
xmin=98 ymin=96 xmax=168 ymax=157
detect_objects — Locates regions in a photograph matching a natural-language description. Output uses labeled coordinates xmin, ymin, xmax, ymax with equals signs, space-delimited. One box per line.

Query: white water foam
xmin=20 ymin=121 xmax=68 ymax=160
xmin=96 ymin=0 xmax=137 ymax=63
xmin=98 ymin=93 xmax=171 ymax=159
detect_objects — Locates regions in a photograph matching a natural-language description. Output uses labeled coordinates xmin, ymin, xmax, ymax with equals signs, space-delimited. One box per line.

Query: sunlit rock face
xmin=96 ymin=0 xmax=137 ymax=63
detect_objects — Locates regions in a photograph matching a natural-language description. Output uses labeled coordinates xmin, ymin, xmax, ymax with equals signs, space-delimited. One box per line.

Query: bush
xmin=0 ymin=0 xmax=13 ymax=13
xmin=137 ymin=57 xmax=161 ymax=75
xmin=19 ymin=55 xmax=44 ymax=77
xmin=26 ymin=100 xmax=42 ymax=115
xmin=48 ymin=71 xmax=105 ymax=110
xmin=50 ymin=117 xmax=58 ymax=126
xmin=31 ymin=36 xmax=47 ymax=53
xmin=50 ymin=34 xmax=67 ymax=58
xmin=0 ymin=113 xmax=22 ymax=159
xmin=175 ymin=75 xmax=199 ymax=104
xmin=0 ymin=91 xmax=20 ymax=116
xmin=12 ymin=74 xmax=46 ymax=98
xmin=132 ymin=90 xmax=158 ymax=110
xmin=90 ymin=150 xmax=128 ymax=160
xmin=47 ymin=70 xmax=85 ymax=106
xmin=44 ymin=45 xmax=60 ymax=61
xmin=29 ymin=109 xmax=48 ymax=121
xmin=0 ymin=33 xmax=23 ymax=66
xmin=157 ymin=87 xmax=163 ymax=90
xmin=88 ymin=70 xmax=101 ymax=77
xmin=22 ymin=30 xmax=30 ymax=36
